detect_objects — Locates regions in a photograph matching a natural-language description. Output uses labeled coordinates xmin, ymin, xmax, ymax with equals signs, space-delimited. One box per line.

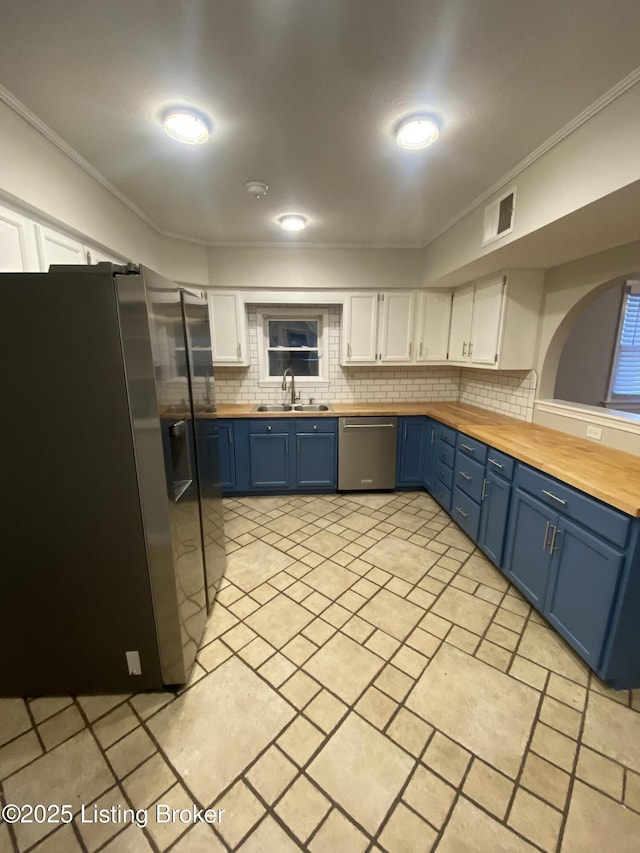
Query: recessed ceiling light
xmin=163 ymin=109 xmax=211 ymax=144
xmin=278 ymin=214 xmax=308 ymax=232
xmin=396 ymin=116 xmax=440 ymax=149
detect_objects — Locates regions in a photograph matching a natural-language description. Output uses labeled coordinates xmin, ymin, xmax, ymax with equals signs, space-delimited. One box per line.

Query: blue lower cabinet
xmin=451 ymin=486 xmax=481 ymax=541
xmin=478 ymin=469 xmax=511 ymax=567
xmin=545 ymin=518 xmax=624 ymax=667
xmin=503 ymin=488 xmax=555 ymax=607
xmin=216 ymin=420 xmax=236 ymax=490
xmin=423 ymin=419 xmax=438 ymax=491
xmin=296 ymin=432 xmax=337 ymax=488
xmin=396 ymin=417 xmax=427 ymax=487
xmin=248 ymin=431 xmax=291 ymax=488
xmin=433 ymin=482 xmax=451 ymax=512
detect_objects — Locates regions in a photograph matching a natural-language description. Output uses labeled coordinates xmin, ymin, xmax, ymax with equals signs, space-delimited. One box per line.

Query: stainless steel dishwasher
xmin=338 ymin=417 xmax=398 ymax=490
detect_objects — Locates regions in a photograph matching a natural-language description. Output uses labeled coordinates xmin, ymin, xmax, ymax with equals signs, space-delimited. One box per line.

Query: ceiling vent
xmin=483 ymin=186 xmax=516 ymax=246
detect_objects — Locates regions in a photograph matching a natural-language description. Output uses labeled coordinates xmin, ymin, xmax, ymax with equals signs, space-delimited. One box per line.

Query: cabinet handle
xmin=459 ymin=471 xmax=472 ymax=481
xmin=419 ymin=342 xmax=423 ymax=358
xmin=285 ymin=439 xmax=289 ymax=455
xmin=347 ymin=342 xmax=352 ymax=359
xmin=543 ymin=520 xmax=550 ymax=550
xmin=297 ymin=438 xmax=300 ymax=455
xmin=403 ymin=424 xmax=407 ymax=440
xmin=455 ymin=506 xmax=469 ymax=519
xmin=461 ymin=443 xmax=475 ymax=453
xmin=488 ymin=458 xmax=503 ymax=469
xmin=409 ymin=342 xmax=412 ymax=358
xmin=549 ymin=525 xmax=561 ymax=554
xmin=229 ymin=431 xmax=233 ymax=445
xmin=431 ymin=429 xmax=435 ymax=445
xmin=481 ymin=478 xmax=488 ymax=500
xmin=267 ymin=425 xmax=271 ymax=431
xmin=237 ymin=342 xmax=241 ymax=359
xmin=313 ymin=425 xmax=317 ymax=431
xmin=543 ymin=489 xmax=567 ymax=506
xmin=462 ymin=342 xmax=467 ymax=357
xmin=469 ymin=342 xmax=473 ymax=357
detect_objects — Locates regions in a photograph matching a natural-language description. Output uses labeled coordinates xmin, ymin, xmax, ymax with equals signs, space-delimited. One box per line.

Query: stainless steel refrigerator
xmin=0 ymin=263 xmax=225 ymax=694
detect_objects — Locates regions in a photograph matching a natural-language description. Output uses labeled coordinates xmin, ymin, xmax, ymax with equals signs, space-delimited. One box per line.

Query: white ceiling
xmin=1 ymin=0 xmax=640 ymax=247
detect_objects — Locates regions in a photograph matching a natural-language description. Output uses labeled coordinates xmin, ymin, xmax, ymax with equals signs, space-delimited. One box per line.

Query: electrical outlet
xmin=586 ymin=425 xmax=603 ymax=441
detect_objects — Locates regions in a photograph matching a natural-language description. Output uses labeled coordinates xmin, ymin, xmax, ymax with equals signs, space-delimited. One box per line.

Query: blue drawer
xmin=486 ymin=449 xmax=515 ymax=481
xmin=294 ymin=418 xmax=337 ymax=434
xmin=451 ymin=486 xmax=481 ymax=541
xmin=457 ymin=434 xmax=488 ymax=464
xmin=435 ymin=460 xmax=453 ymax=490
xmin=515 ymin=464 xmax=630 ymax=549
xmin=248 ymin=419 xmax=290 ymax=435
xmin=433 ymin=482 xmax=451 ymax=512
xmin=437 ymin=423 xmax=457 ymax=447
xmin=437 ymin=441 xmax=455 ymax=469
xmin=454 ymin=454 xmax=485 ymax=503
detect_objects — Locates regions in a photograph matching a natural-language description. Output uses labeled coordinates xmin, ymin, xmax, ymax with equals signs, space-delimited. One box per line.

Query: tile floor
xmin=2 ymin=490 xmax=640 ymax=852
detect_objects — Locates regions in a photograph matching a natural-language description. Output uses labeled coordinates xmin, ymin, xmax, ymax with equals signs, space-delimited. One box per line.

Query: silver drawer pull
xmin=455 ymin=506 xmax=469 ymax=519
xmin=543 ymin=520 xmax=550 ymax=550
xmin=459 ymin=472 xmax=472 ymax=481
xmin=461 ymin=443 xmax=475 ymax=453
xmin=488 ymin=458 xmax=503 ymax=469
xmin=481 ymin=478 xmax=488 ymax=500
xmin=343 ymin=423 xmax=395 ymax=429
xmin=543 ymin=489 xmax=567 ymax=506
xmin=549 ymin=526 xmax=561 ymax=553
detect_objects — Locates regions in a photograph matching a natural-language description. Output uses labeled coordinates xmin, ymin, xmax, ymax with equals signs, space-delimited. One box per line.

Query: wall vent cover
xmin=483 ymin=186 xmax=516 ymax=246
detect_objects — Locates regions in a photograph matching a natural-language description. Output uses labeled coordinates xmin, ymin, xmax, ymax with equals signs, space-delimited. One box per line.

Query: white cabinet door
xmin=0 ymin=204 xmax=39 ymax=271
xmin=208 ymin=291 xmax=249 ymax=365
xmin=379 ymin=292 xmax=415 ymax=363
xmin=470 ymin=277 xmax=505 ymax=364
xmin=342 ymin=292 xmax=378 ymax=363
xmin=416 ymin=291 xmax=452 ymax=362
xmin=36 ymin=225 xmax=86 ymax=268
xmin=448 ymin=285 xmax=474 ymax=362
xmin=85 ymin=246 xmax=122 ymax=264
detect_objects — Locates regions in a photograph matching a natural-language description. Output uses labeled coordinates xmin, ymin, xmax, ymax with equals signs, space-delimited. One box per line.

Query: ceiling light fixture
xmin=163 ymin=108 xmax=211 ymax=144
xmin=245 ymin=180 xmax=269 ymax=199
xmin=396 ymin=116 xmax=440 ymax=149
xmin=278 ymin=214 xmax=308 ymax=232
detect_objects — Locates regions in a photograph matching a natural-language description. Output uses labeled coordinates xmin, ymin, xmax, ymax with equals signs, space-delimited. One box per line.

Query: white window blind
xmin=611 ymin=283 xmax=640 ymax=396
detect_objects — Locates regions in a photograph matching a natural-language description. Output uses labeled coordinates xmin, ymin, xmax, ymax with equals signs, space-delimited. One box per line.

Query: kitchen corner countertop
xmin=215 ymin=401 xmax=640 ymax=515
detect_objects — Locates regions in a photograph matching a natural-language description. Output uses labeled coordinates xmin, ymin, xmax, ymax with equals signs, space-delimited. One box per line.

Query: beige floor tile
xmin=518 ymin=621 xmax=588 ymax=685
xmin=303 ymin=618 xmax=336 ymax=645
xmin=429 ymin=565 xmax=455 ymax=583
xmin=391 ymin=646 xmax=429 ymax=678
xmin=100 ymin=825 xmax=153 ymax=852
xmin=267 ymin=514 xmax=307 ymax=537
xmin=462 ymin=758 xmax=513 ymax=820
xmin=384 ymin=509 xmax=427 ymax=532
xmin=485 ymin=623 xmax=519 ymax=651
xmin=280 ymin=671 xmax=322 ymax=709
xmin=407 ymin=587 xmax=437 ymax=610
xmin=246 ymin=745 xmax=297 ymax=804
xmin=303 ymin=561 xmax=359 ymax=598
xmin=308 ymin=808 xmax=369 ymax=853
xmin=238 ymin=636 xmax=276 ymax=668
xmin=76 ymin=695 xmax=130 ymax=724
xmin=258 ymin=653 xmax=297 ymax=687
xmin=423 ymin=731 xmax=471 ymax=785
xmin=582 ymin=692 xmax=640 ymax=773
xmin=546 ymin=673 xmax=587 ymax=711
xmin=285 ymin=580 xmax=313 ymax=602
xmin=355 ymin=687 xmax=397 ymax=729
xmin=508 ymin=788 xmax=562 ymax=852
xmin=419 ymin=612 xmax=452 ymax=638
xmin=626 ymin=770 xmax=640 ymax=811
xmin=378 ymin=802 xmax=437 ymax=852
xmin=303 ymin=591 xmax=333 ymax=614
xmin=576 ymin=745 xmax=624 ymax=799
xmin=407 ymin=644 xmax=538 ymax=778
xmin=308 ymin=714 xmax=413 ymax=835
xmin=236 ymin=816 xmax=300 ymax=852
xmin=340 ymin=511 xmax=379 ymax=534
xmin=304 ymin=690 xmax=348 ymax=733
xmin=198 ymin=638 xmax=233 ymax=672
xmin=223 ymin=623 xmax=258 ymax=651
xmin=338 ymin=590 xmax=368 ymax=612
xmin=277 ymin=716 xmax=325 ymax=766
xmin=437 ymin=797 xmax=536 ymax=853
xmin=366 ymin=566 xmax=393 ymax=585
xmin=342 ymin=615 xmax=376 ymax=642
xmin=387 ymin=708 xmax=433 ymax=757
xmin=171 ymin=822 xmax=226 ymax=852
xmin=375 ymin=665 xmax=414 ymax=702
xmin=224 ymin=540 xmax=295 ymax=591
xmin=322 ymin=602 xmax=352 ymax=627
xmin=250 ymin=583 xmax=279 ymax=604
xmin=365 ymin=536 xmax=438 ymax=583
xmin=229 ymin=595 xmax=261 ymax=618
xmin=77 ymin=786 xmax=131 ymax=851
xmin=434 ymin=525 xmax=474 ymax=552
xmin=29 ymin=697 xmax=73 ymax=727
xmin=539 ymin=695 xmax=582 ymax=739
xmin=450 ymin=574 xmax=478 ymax=594
xmin=509 ymin=656 xmax=547 ymax=691
xmin=530 ymin=722 xmax=577 ymax=772
xmin=121 ymin=752 xmax=176 ymax=809
xmin=520 ymin=752 xmax=570 ymax=809
xmin=365 ymin=630 xmax=401 ymax=660
xmin=475 ymin=639 xmax=512 ymax=672
xmin=431 ymin=587 xmax=496 ymax=636
xmin=403 ymin=765 xmax=455 ymax=828
xmin=106 ymin=727 xmax=156 ymax=779
xmin=32 ymin=823 xmax=83 ymax=851
xmin=148 ymin=657 xmax=294 ymax=805
xmin=275 ymin=776 xmax=331 ymax=843
xmin=386 ymin=577 xmax=413 ymax=597
xmin=358 ymin=589 xmax=424 ymax=641
xmin=445 ymin=625 xmax=479 ymax=654
xmin=37 ymin=704 xmax=85 ymax=751
xmin=282 ymin=634 xmax=317 ymax=665
xmin=225 ymin=516 xmax=259 ymax=539
xmin=492 ymin=607 xmax=526 ymax=633
xmin=216 ymin=780 xmax=265 ymax=848
xmin=305 ymin=530 xmax=350 ymax=557
xmin=4 ymin=730 xmax=114 ymax=849
xmin=246 ymin=595 xmax=313 ymax=648
xmin=304 ymin=633 xmax=384 ymax=703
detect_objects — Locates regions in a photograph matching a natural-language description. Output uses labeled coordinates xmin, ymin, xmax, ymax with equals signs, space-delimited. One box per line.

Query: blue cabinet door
xmin=248 ymin=432 xmax=290 ymax=488
xmin=216 ymin=421 xmax=236 ymax=491
xmin=478 ymin=471 xmax=511 ymax=567
xmin=296 ymin=433 xmax=337 ymax=488
xmin=423 ymin=419 xmax=438 ymax=491
xmin=545 ymin=518 xmax=624 ymax=667
xmin=396 ymin=417 xmax=426 ymax=487
xmin=503 ymin=488 xmax=554 ymax=606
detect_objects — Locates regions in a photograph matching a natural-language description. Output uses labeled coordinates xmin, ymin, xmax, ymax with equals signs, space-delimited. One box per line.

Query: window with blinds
xmin=610 ymin=282 xmax=640 ymax=398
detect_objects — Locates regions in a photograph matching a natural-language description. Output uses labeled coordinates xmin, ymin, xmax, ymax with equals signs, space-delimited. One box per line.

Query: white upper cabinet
xmin=447 ymin=271 xmax=544 ymax=369
xmin=379 ymin=292 xmax=415 ymax=363
xmin=85 ymin=246 xmax=122 ymax=264
xmin=0 ymin=204 xmax=39 ymax=271
xmin=341 ymin=292 xmax=378 ymax=363
xmin=35 ymin=224 xmax=86 ymax=268
xmin=208 ymin=291 xmax=249 ymax=365
xmin=415 ymin=291 xmax=452 ymax=361
xmin=341 ymin=291 xmax=415 ymax=365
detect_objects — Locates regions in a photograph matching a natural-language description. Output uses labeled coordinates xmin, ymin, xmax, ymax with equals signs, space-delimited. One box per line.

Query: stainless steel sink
xmin=293 ymin=404 xmax=331 ymax=412
xmin=253 ymin=404 xmax=294 ymax=412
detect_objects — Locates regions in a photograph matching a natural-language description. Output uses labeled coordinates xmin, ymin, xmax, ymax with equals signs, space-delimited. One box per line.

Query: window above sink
xmin=257 ymin=307 xmax=329 ymax=386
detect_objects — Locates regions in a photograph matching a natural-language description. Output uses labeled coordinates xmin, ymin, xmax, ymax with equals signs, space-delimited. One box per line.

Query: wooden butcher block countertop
xmin=214 ymin=401 xmax=640 ymax=516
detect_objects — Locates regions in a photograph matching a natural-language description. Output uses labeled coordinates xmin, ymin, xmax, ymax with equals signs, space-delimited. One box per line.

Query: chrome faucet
xmin=282 ymin=368 xmax=298 ymax=405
